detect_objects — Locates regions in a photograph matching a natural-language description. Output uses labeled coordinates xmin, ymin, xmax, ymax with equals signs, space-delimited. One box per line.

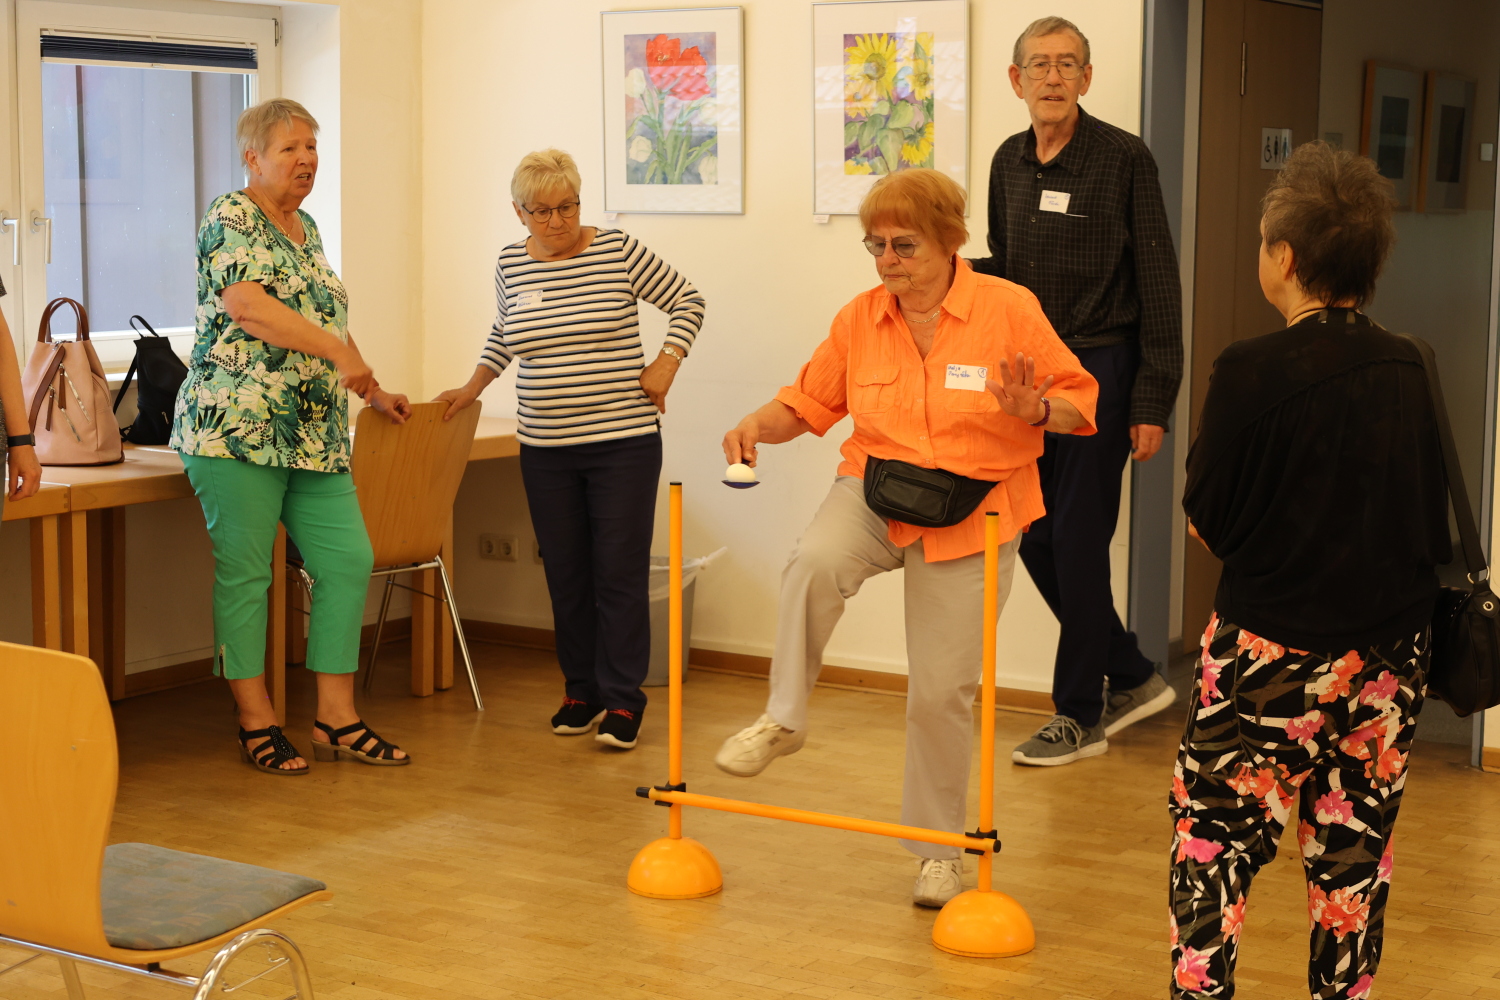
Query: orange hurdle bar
xmin=641 ymin=788 xmax=998 ymax=854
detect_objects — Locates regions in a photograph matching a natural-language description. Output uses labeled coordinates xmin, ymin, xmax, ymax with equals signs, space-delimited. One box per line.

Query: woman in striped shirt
xmin=437 ymin=149 xmax=705 ymax=750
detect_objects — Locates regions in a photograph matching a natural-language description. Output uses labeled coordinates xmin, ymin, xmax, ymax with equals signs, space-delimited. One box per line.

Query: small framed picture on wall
xmin=812 ymin=0 xmax=969 ymax=215
xmin=601 ymin=6 xmax=744 ymax=214
xmin=1418 ymin=71 xmax=1477 ymax=213
xmin=1360 ymin=61 xmax=1425 ymax=211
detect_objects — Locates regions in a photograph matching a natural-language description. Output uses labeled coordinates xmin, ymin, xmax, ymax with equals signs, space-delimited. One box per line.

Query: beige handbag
xmin=22 ymin=297 xmax=124 ymax=466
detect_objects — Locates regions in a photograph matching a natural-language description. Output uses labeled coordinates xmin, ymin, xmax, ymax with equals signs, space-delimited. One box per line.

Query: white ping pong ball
xmin=725 ymin=463 xmax=758 ymax=483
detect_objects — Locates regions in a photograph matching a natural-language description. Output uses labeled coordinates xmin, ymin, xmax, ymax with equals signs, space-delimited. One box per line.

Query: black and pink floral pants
xmin=1168 ymin=613 xmax=1427 ymax=999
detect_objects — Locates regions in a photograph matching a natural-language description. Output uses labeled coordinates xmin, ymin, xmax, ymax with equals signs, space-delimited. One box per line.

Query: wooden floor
xmin=3 ymin=642 xmax=1498 ymax=1000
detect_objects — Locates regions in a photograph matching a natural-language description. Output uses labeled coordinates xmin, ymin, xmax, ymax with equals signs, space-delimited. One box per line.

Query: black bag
xmin=113 ymin=316 xmax=188 ymax=445
xmin=863 ymin=456 xmax=996 ymax=529
xmin=1401 ymin=333 xmax=1500 ymax=717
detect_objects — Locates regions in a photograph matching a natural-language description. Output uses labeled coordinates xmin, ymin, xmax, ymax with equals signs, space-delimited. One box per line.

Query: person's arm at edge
xmin=967 ymin=147 xmax=1008 ymax=278
xmin=1126 ymin=142 xmax=1184 ymax=460
xmin=0 ymin=306 xmax=40 ymax=500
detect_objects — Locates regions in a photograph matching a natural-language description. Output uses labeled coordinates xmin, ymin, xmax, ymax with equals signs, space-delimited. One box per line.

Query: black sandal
xmin=311 ymin=720 xmax=411 ymax=766
xmin=238 ymin=725 xmax=310 ymax=776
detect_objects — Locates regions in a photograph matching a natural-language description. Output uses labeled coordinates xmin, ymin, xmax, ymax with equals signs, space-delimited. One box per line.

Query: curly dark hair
xmin=1261 ymin=141 xmax=1397 ymax=308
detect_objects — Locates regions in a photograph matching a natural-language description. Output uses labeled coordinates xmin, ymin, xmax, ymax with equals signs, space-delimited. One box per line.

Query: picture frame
xmin=812 ymin=0 xmax=969 ymax=215
xmin=601 ymin=6 xmax=744 ymax=214
xmin=1418 ymin=71 xmax=1476 ymax=213
xmin=1360 ymin=61 xmax=1425 ymax=211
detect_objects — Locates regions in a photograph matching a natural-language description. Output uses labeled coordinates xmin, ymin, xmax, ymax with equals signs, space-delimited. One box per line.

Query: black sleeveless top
xmin=1184 ymin=309 xmax=1451 ymax=653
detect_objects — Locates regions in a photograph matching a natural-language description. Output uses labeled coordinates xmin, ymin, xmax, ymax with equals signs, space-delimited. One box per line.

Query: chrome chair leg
xmin=362 ymin=576 xmax=396 ymax=693
xmin=56 ymin=957 xmax=85 ymax=1000
xmin=435 ymin=556 xmax=483 ymax=711
xmin=193 ymin=928 xmax=315 ymax=1000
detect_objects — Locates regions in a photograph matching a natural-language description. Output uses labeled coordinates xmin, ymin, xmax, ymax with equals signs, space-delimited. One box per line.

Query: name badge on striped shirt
xmin=945 ymin=364 xmax=989 ymax=391
xmin=515 ymin=289 xmax=544 ymax=310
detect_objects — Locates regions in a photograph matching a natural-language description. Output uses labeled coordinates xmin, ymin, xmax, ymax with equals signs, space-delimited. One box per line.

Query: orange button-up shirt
xmin=776 ymin=257 xmax=1099 ymax=561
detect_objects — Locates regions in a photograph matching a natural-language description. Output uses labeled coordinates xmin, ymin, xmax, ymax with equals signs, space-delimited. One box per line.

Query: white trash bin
xmin=645 ymin=547 xmax=725 ymax=687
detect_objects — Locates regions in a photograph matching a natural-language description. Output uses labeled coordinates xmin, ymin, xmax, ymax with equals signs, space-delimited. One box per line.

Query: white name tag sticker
xmin=515 ymin=289 xmax=544 ymax=310
xmin=945 ymin=363 xmax=989 ymax=391
xmin=1039 ymin=189 xmax=1071 ymax=214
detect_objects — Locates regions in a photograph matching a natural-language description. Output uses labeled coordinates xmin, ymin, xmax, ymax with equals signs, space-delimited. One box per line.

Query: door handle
xmin=30 ymin=212 xmax=52 ymax=264
xmin=0 ymin=215 xmax=16 ymax=266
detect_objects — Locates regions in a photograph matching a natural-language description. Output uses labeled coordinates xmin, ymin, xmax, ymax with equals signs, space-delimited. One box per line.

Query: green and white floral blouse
xmin=171 ymin=191 xmax=351 ymax=472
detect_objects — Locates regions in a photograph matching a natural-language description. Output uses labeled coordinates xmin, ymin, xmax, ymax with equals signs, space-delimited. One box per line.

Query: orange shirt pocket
xmin=850 ymin=365 xmax=901 ymax=414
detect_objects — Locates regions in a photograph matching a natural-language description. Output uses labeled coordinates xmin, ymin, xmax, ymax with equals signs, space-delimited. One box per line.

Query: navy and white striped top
xmin=479 ymin=228 xmax=706 ymax=447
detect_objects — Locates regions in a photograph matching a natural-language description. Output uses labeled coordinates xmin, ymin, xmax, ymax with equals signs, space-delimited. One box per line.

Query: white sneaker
xmin=912 ymin=858 xmax=963 ymax=908
xmin=714 ymin=714 xmax=806 ymax=777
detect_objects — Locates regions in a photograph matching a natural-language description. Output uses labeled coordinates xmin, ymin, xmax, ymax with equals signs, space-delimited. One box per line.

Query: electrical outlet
xmin=532 ymin=539 xmax=544 ymax=564
xmin=479 ymin=533 xmax=518 ymax=561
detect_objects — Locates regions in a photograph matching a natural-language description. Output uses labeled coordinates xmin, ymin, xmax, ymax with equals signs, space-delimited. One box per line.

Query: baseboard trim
xmin=1483 ymin=746 xmax=1500 ymax=774
xmin=461 ymin=620 xmax=1056 ymax=716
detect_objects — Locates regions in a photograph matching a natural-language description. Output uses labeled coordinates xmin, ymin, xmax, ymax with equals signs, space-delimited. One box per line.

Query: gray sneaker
xmin=1100 ymin=672 xmax=1177 ymax=737
xmin=1011 ymin=714 xmax=1107 ymax=767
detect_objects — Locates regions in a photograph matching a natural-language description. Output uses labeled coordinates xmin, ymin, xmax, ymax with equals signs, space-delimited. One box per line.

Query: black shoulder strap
xmin=112 ymin=353 xmax=139 ymax=415
xmin=1399 ymin=332 xmax=1489 ymax=582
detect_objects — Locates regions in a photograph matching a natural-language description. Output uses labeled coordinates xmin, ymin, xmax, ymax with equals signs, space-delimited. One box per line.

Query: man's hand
xmin=1130 ymin=424 xmax=1165 ymax=462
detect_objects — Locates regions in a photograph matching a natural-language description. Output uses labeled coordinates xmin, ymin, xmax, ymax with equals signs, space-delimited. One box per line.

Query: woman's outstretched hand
xmin=987 ymin=352 xmax=1054 ymax=424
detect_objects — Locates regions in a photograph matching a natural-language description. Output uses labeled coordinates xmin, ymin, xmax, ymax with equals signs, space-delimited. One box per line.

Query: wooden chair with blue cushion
xmin=0 ymin=641 xmax=332 ymax=999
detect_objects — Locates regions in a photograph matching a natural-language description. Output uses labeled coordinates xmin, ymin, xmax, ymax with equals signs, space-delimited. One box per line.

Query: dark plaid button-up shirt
xmin=970 ymin=106 xmax=1183 ymax=428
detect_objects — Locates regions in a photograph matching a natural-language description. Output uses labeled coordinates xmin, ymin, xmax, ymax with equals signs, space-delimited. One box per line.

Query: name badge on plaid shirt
xmin=1039 ymin=190 xmax=1071 ymax=214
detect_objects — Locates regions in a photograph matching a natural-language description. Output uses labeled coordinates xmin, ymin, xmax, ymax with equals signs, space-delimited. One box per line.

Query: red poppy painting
xmin=624 ymin=32 xmax=718 ymax=185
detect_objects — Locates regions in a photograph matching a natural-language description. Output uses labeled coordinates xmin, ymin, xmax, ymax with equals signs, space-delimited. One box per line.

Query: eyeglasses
xmin=520 ymin=201 xmax=581 ymax=223
xmin=1022 ymin=59 xmax=1085 ymax=81
xmin=862 ymin=237 xmax=922 ymax=258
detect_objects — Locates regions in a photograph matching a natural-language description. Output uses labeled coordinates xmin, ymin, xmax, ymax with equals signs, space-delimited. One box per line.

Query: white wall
xmin=424 ymin=0 xmax=1145 ymax=690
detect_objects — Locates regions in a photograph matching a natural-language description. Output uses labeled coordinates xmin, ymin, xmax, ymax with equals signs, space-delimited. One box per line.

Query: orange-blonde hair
xmin=858 ymin=169 xmax=968 ymax=253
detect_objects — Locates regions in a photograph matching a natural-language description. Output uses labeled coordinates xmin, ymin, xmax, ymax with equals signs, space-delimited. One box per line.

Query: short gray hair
xmin=237 ymin=98 xmax=319 ymax=158
xmin=511 ymin=149 xmax=582 ymax=206
xmin=1012 ymin=16 xmax=1091 ymax=67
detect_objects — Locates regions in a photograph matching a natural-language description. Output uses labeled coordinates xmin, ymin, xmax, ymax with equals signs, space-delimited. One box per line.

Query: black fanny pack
xmin=862 ymin=456 xmax=996 ymax=528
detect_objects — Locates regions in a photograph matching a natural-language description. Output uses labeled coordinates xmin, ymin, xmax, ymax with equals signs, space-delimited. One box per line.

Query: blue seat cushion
xmin=101 ymin=843 xmax=326 ymax=950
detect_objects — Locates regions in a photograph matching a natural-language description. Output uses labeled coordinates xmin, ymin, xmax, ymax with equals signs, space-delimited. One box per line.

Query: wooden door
xmin=1183 ymin=0 xmax=1323 ymax=642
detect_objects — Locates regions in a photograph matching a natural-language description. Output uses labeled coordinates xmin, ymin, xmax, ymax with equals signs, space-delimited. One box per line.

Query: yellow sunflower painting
xmin=843 ymin=31 xmax=935 ymax=175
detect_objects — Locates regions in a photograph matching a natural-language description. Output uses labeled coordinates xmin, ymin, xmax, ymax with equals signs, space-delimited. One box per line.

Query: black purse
xmin=863 ymin=456 xmax=997 ymax=529
xmin=113 ymin=315 xmax=188 ymax=445
xmin=1401 ymin=333 xmax=1500 ymax=717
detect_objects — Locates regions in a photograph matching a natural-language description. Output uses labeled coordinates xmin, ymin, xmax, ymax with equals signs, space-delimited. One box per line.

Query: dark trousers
xmin=1019 ymin=342 xmax=1155 ymax=727
xmin=519 ymin=432 xmax=662 ymax=713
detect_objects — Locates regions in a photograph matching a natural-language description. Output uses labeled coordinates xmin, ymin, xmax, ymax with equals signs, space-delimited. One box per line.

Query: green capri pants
xmin=183 ymin=455 xmax=374 ymax=680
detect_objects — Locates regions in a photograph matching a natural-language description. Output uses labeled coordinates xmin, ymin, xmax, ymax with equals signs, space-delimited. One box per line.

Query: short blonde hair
xmin=512 ymin=149 xmax=582 ymax=207
xmin=1012 ymin=16 xmax=1091 ymax=67
xmin=237 ymin=98 xmax=319 ymax=158
xmin=859 ymin=169 xmax=968 ymax=253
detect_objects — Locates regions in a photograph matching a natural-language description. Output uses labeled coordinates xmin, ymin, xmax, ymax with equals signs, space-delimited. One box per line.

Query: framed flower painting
xmin=601 ymin=7 xmax=744 ymax=214
xmin=813 ymin=0 xmax=968 ymax=215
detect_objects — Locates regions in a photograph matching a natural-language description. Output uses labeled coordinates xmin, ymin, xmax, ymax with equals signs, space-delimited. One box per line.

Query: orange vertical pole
xmin=977 ymin=512 xmax=999 ymax=894
xmin=668 ymin=481 xmax=684 ymax=840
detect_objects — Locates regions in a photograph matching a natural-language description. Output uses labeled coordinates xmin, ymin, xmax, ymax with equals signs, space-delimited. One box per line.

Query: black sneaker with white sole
xmin=551 ymin=698 xmax=606 ymax=734
xmin=596 ymin=708 xmax=643 ymax=749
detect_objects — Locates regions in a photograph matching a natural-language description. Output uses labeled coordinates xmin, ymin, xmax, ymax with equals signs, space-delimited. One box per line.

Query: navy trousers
xmin=520 ymin=432 xmax=661 ymax=713
xmin=1019 ymin=342 xmax=1155 ymax=727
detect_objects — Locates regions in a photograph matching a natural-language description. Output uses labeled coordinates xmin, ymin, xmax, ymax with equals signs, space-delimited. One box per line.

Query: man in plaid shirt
xmin=971 ymin=16 xmax=1183 ymax=766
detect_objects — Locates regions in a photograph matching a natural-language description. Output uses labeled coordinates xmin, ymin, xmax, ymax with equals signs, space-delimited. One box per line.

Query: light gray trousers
xmin=765 ymin=477 xmax=1019 ymax=859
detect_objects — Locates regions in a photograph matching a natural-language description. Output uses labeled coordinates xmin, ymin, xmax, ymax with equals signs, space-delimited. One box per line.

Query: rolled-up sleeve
xmin=774 ymin=308 xmax=852 ymax=436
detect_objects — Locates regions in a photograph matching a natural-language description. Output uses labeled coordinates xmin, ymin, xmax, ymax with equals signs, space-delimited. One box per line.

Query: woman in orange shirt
xmin=715 ymin=169 xmax=1098 ymax=908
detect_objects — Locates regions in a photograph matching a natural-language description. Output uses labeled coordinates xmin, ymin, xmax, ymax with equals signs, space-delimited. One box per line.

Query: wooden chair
xmin=0 ymin=642 xmax=332 ymax=999
xmin=354 ymin=400 xmax=484 ymax=710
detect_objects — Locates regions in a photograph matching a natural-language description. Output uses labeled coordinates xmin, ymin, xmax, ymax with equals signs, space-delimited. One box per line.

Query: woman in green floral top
xmin=173 ymin=98 xmax=413 ymax=775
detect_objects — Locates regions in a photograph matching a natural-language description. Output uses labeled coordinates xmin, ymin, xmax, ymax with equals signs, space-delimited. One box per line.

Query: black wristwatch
xmin=7 ymin=434 xmax=35 ymax=447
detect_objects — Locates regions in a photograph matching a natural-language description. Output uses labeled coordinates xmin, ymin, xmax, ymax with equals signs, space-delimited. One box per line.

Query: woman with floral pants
xmin=1175 ymin=143 xmax=1451 ymax=998
xmin=1169 ymin=617 xmax=1425 ymax=998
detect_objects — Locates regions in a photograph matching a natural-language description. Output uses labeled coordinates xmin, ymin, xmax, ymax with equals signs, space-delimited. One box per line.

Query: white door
xmin=13 ymin=1 xmax=278 ymax=368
